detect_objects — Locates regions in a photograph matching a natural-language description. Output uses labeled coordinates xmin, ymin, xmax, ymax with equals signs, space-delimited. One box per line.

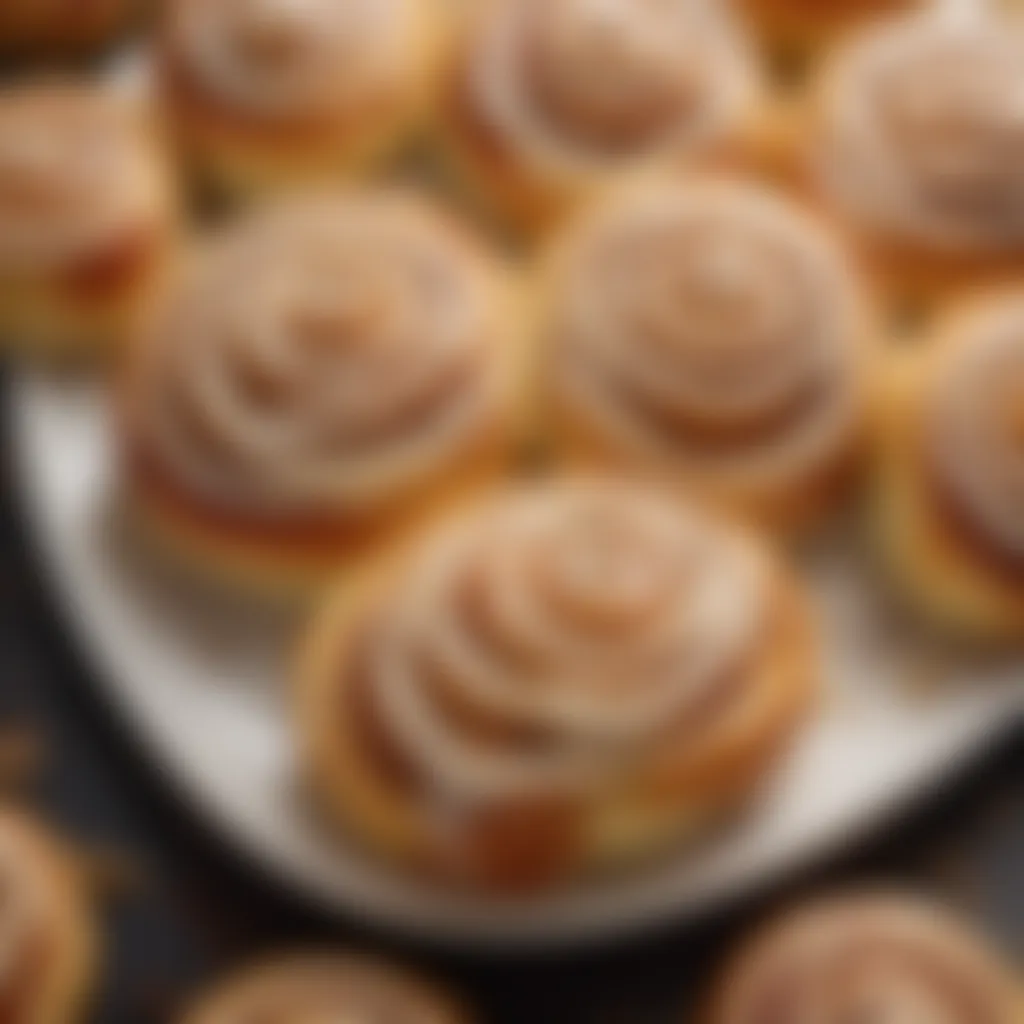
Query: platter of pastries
xmin=5 ymin=0 xmax=1023 ymax=944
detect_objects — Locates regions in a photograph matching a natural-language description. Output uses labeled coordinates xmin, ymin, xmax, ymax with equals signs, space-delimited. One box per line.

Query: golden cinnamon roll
xmin=0 ymin=808 xmax=97 ymax=1024
xmin=542 ymin=177 xmax=875 ymax=531
xmin=296 ymin=479 xmax=817 ymax=892
xmin=0 ymin=84 xmax=177 ymax=360
xmin=440 ymin=0 xmax=760 ymax=231
xmin=810 ymin=8 xmax=1024 ymax=301
xmin=704 ymin=893 xmax=1021 ymax=1024
xmin=159 ymin=0 xmax=443 ymax=198
xmin=120 ymin=191 xmax=523 ymax=592
xmin=181 ymin=954 xmax=471 ymax=1024
xmin=879 ymin=290 xmax=1024 ymax=638
xmin=0 ymin=0 xmax=141 ymax=56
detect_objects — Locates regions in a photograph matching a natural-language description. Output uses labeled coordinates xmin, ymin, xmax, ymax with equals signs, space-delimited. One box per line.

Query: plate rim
xmin=7 ymin=373 xmax=1022 ymax=950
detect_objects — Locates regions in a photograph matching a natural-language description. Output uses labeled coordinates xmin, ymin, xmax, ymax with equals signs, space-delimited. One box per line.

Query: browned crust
xmin=122 ymin=416 xmax=518 ymax=595
xmin=159 ymin=44 xmax=410 ymax=150
xmin=56 ymin=222 xmax=168 ymax=303
xmin=0 ymin=92 xmax=179 ymax=359
xmin=737 ymin=0 xmax=927 ymax=50
xmin=0 ymin=214 xmax=176 ymax=362
xmin=833 ymin=219 xmax=1024 ymax=315
xmin=438 ymin=42 xmax=574 ymax=233
xmin=548 ymin=394 xmax=873 ymax=536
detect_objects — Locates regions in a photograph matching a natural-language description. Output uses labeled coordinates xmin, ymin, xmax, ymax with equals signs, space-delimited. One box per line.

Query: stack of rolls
xmin=0 ymin=0 xmax=1019 ymax=913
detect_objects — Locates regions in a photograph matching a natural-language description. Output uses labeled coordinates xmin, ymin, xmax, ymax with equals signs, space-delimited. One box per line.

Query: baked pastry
xmin=119 ymin=191 xmax=522 ymax=592
xmin=541 ymin=177 xmax=874 ymax=531
xmin=440 ymin=0 xmax=760 ymax=231
xmin=879 ymin=291 xmax=1024 ymax=639
xmin=181 ymin=954 xmax=470 ymax=1024
xmin=296 ymin=479 xmax=817 ymax=892
xmin=0 ymin=807 xmax=97 ymax=1024
xmin=159 ymin=0 xmax=443 ymax=198
xmin=809 ymin=8 xmax=1024 ymax=302
xmin=0 ymin=83 xmax=177 ymax=360
xmin=704 ymin=892 xmax=1021 ymax=1024
xmin=0 ymin=0 xmax=141 ymax=56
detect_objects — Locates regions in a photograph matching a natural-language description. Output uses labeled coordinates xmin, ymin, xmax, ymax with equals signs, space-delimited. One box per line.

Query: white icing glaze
xmin=169 ymin=0 xmax=412 ymax=120
xmin=551 ymin=181 xmax=863 ymax=490
xmin=818 ymin=8 xmax=1024 ymax=252
xmin=129 ymin=196 xmax=507 ymax=519
xmin=356 ymin=482 xmax=770 ymax=806
xmin=462 ymin=0 xmax=755 ymax=177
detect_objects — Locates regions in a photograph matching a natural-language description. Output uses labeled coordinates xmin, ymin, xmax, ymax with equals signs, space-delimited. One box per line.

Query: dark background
xmin=1 ymin=398 xmax=1021 ymax=1024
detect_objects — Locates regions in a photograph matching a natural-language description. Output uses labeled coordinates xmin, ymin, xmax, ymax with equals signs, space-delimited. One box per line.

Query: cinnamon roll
xmin=0 ymin=84 xmax=177 ymax=360
xmin=704 ymin=893 xmax=1021 ymax=1024
xmin=810 ymin=7 xmax=1024 ymax=300
xmin=542 ymin=177 xmax=875 ymax=531
xmin=879 ymin=290 xmax=1024 ymax=638
xmin=440 ymin=0 xmax=760 ymax=231
xmin=296 ymin=479 xmax=817 ymax=892
xmin=181 ymin=954 xmax=471 ymax=1024
xmin=0 ymin=808 xmax=97 ymax=1024
xmin=159 ymin=0 xmax=443 ymax=198
xmin=0 ymin=0 xmax=141 ymax=55
xmin=119 ymin=191 xmax=523 ymax=592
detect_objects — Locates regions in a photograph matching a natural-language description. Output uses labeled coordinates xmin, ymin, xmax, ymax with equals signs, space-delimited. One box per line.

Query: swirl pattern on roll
xmin=164 ymin=0 xmax=418 ymax=122
xmin=549 ymin=180 xmax=865 ymax=495
xmin=817 ymin=10 xmax=1024 ymax=253
xmin=457 ymin=0 xmax=754 ymax=169
xmin=709 ymin=895 xmax=1020 ymax=1024
xmin=927 ymin=298 xmax=1024 ymax=562
xmin=0 ymin=86 xmax=163 ymax=274
xmin=125 ymin=194 xmax=512 ymax=524
xmin=352 ymin=483 xmax=769 ymax=803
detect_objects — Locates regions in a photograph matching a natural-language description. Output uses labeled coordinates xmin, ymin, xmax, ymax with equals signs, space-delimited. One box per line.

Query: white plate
xmin=9 ymin=371 xmax=1023 ymax=948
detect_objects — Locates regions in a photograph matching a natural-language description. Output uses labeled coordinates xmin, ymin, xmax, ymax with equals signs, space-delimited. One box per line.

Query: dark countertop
xmin=1 ymin=392 xmax=1021 ymax=1024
